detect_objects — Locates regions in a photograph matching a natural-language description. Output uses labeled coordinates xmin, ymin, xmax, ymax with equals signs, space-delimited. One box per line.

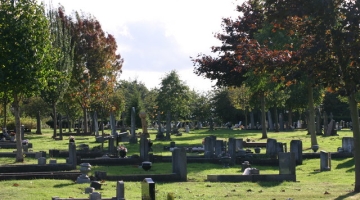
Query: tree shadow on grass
xmin=335 ymin=157 xmax=354 ymax=172
xmin=53 ymin=182 xmax=76 ymax=188
xmin=334 ymin=191 xmax=359 ymax=200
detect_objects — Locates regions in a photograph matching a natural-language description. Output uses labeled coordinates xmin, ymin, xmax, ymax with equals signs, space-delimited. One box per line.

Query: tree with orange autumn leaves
xmin=59 ymin=11 xmax=123 ymax=134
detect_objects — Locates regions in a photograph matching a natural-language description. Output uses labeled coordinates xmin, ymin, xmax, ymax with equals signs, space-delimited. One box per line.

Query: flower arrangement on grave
xmin=69 ymin=136 xmax=75 ymax=143
xmin=22 ymin=139 xmax=29 ymax=145
xmin=117 ymin=144 xmax=127 ymax=158
xmin=10 ymin=132 xmax=15 ymax=136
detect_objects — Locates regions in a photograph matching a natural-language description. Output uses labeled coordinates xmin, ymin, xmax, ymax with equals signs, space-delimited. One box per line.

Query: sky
xmin=45 ymin=0 xmax=243 ymax=92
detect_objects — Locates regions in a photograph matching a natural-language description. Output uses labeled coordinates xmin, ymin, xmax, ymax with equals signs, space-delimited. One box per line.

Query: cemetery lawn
xmin=0 ymin=128 xmax=359 ymax=199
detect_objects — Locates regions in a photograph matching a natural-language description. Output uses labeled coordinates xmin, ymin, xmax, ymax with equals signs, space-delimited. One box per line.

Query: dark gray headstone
xmin=279 ymin=113 xmax=284 ymax=131
xmin=116 ymin=181 xmax=125 ymax=200
xmin=142 ymin=178 xmax=155 ymax=200
xmin=320 ymin=150 xmax=331 ymax=171
xmin=266 ymin=138 xmax=278 ymax=158
xmin=342 ymin=137 xmax=354 ymax=153
xmin=172 ymin=148 xmax=187 ymax=181
xmin=215 ymin=140 xmax=224 ymax=157
xmin=279 ymin=152 xmax=296 ymax=175
xmin=228 ymin=138 xmax=236 ymax=165
xmin=140 ymin=136 xmax=150 ymax=161
xmin=290 ymin=140 xmax=303 ymax=165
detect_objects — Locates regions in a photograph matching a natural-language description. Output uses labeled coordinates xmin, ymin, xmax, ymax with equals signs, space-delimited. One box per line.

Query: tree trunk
xmin=288 ymin=107 xmax=293 ymax=128
xmin=348 ymin=93 xmax=360 ymax=192
xmin=260 ymin=92 xmax=267 ymax=139
xmin=52 ymin=103 xmax=57 ymax=138
xmin=13 ymin=94 xmax=23 ymax=162
xmin=245 ymin=108 xmax=248 ymax=129
xmin=3 ymin=100 xmax=7 ymax=129
xmin=307 ymin=84 xmax=318 ymax=146
xmin=83 ymin=108 xmax=88 ymax=134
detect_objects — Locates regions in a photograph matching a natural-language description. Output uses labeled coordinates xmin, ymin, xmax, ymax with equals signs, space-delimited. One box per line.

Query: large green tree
xmin=156 ymin=70 xmax=191 ymax=120
xmin=0 ymin=0 xmax=52 ymax=162
xmin=41 ymin=5 xmax=74 ymax=139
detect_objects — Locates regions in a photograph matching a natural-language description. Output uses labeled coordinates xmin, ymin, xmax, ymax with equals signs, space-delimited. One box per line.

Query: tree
xmin=156 ymin=70 xmax=191 ymax=120
xmin=0 ymin=0 xmax=52 ymax=162
xmin=41 ymin=5 xmax=74 ymax=139
xmin=64 ymin=11 xmax=123 ymax=134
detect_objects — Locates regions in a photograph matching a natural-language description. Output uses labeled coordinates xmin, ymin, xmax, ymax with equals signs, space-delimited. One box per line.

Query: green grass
xmin=0 ymin=128 xmax=359 ymax=199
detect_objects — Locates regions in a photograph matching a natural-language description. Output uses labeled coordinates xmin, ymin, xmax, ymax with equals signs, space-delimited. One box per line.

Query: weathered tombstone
xmin=36 ymin=111 xmax=42 ymax=134
xmin=129 ymin=107 xmax=138 ymax=144
xmin=267 ymin=111 xmax=274 ymax=131
xmin=110 ymin=111 xmax=117 ymax=136
xmin=290 ymin=140 xmax=303 ymax=165
xmin=279 ymin=113 xmax=284 ymax=131
xmin=320 ymin=150 xmax=331 ymax=171
xmin=204 ymin=137 xmax=214 ymax=158
xmin=20 ymin=125 xmax=25 ymax=140
xmin=215 ymin=140 xmax=223 ymax=157
xmin=68 ymin=142 xmax=77 ymax=169
xmin=172 ymin=148 xmax=187 ymax=181
xmin=342 ymin=137 xmax=354 ymax=153
xmin=116 ymin=180 xmax=125 ymax=200
xmin=326 ymin=120 xmax=336 ymax=136
xmin=297 ymin=120 xmax=302 ymax=129
xmin=228 ymin=138 xmax=236 ymax=165
xmin=170 ymin=141 xmax=175 ymax=148
xmin=266 ymin=138 xmax=278 ymax=158
xmin=185 ymin=125 xmax=190 ymax=133
xmin=323 ymin=111 xmax=328 ymax=135
xmin=156 ymin=111 xmax=164 ymax=140
xmin=140 ymin=135 xmax=150 ymax=161
xmin=235 ymin=138 xmax=243 ymax=150
xmin=165 ymin=111 xmax=171 ymax=140
xmin=89 ymin=192 xmax=101 ymax=200
xmin=38 ymin=157 xmax=46 ymax=165
xmin=142 ymin=178 xmax=155 ymax=200
xmin=77 ymin=163 xmax=92 ymax=184
xmin=279 ymin=152 xmax=296 ymax=175
xmin=108 ymin=136 xmax=115 ymax=155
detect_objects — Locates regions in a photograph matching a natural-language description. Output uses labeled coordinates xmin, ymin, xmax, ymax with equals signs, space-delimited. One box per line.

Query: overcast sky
xmin=44 ymin=0 xmax=243 ymax=92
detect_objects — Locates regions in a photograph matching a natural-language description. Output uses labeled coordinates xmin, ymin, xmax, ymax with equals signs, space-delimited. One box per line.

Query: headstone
xmin=116 ymin=181 xmax=125 ymax=200
xmin=166 ymin=111 xmax=171 ymax=140
xmin=68 ymin=142 xmax=77 ymax=169
xmin=108 ymin=136 xmax=115 ymax=155
xmin=172 ymin=148 xmax=187 ymax=181
xmin=20 ymin=125 xmax=24 ymax=140
xmin=89 ymin=192 xmax=101 ymax=200
xmin=36 ymin=111 xmax=42 ymax=134
xmin=204 ymin=137 xmax=214 ymax=158
xmin=129 ymin=107 xmax=138 ymax=144
xmin=228 ymin=137 xmax=236 ymax=165
xmin=38 ymin=157 xmax=46 ymax=165
xmin=110 ymin=111 xmax=117 ymax=136
xmin=35 ymin=152 xmax=42 ymax=159
xmin=141 ymin=178 xmax=155 ymax=200
xmin=235 ymin=138 xmax=243 ymax=150
xmin=290 ymin=140 xmax=303 ymax=165
xmin=266 ymin=138 xmax=278 ymax=158
xmin=320 ymin=150 xmax=331 ymax=171
xmin=326 ymin=120 xmax=335 ymax=136
xmin=297 ymin=120 xmax=302 ymax=129
xmin=342 ymin=137 xmax=354 ymax=153
xmin=279 ymin=152 xmax=296 ymax=175
xmin=84 ymin=187 xmax=94 ymax=194
xmin=279 ymin=113 xmax=284 ymax=131
xmin=215 ymin=140 xmax=223 ymax=157
xmin=49 ymin=159 xmax=57 ymax=164
xmin=185 ymin=125 xmax=190 ymax=133
xmin=209 ymin=117 xmax=214 ymax=131
xmin=323 ymin=111 xmax=328 ymax=135
xmin=140 ymin=135 xmax=150 ymax=161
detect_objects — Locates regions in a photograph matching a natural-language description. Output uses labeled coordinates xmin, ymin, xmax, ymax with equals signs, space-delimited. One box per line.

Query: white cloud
xmin=43 ymin=0 xmax=243 ymax=91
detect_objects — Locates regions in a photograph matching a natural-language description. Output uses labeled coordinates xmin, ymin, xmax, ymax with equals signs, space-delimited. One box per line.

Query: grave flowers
xmin=117 ymin=144 xmax=127 ymax=158
xmin=22 ymin=139 xmax=29 ymax=145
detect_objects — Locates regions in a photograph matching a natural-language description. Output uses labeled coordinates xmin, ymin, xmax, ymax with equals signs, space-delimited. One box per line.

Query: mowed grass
xmin=0 ymin=127 xmax=359 ymax=199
